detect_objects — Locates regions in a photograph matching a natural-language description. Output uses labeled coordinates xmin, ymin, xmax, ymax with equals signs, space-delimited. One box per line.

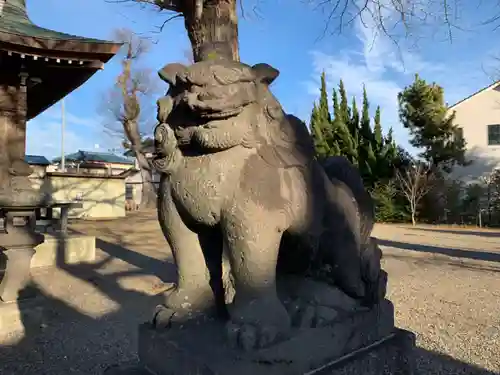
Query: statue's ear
xmin=252 ymin=63 xmax=280 ymax=85
xmin=158 ymin=63 xmax=188 ymax=86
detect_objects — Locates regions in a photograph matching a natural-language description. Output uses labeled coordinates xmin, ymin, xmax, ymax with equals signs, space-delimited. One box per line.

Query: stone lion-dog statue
xmin=151 ymin=59 xmax=386 ymax=350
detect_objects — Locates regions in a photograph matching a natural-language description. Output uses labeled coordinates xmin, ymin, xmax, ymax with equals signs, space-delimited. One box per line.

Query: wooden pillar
xmin=0 ymin=69 xmax=30 ymax=184
xmin=13 ymin=72 xmax=29 ymax=165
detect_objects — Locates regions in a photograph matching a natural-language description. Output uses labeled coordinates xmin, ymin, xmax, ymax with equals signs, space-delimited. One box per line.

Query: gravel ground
xmin=0 ymin=213 xmax=499 ymax=374
xmin=373 ymin=224 xmax=500 ymax=374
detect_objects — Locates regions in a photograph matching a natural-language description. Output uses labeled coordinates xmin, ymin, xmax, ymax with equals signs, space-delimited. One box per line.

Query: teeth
xmin=200 ymin=107 xmax=242 ymax=119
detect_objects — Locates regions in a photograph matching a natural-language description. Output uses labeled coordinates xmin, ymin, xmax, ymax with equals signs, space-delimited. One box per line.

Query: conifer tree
xmin=360 ymin=86 xmax=373 ymax=144
xmin=373 ymin=106 xmax=383 ymax=152
xmin=310 ymin=103 xmax=330 ymax=159
xmin=318 ymin=72 xmax=331 ymax=126
xmin=350 ymin=97 xmax=359 ymax=136
xmin=349 ymin=97 xmax=360 ymax=164
xmin=398 ymin=74 xmax=468 ymax=171
xmin=338 ymin=80 xmax=351 ymax=127
xmin=330 ymin=83 xmax=356 ymax=164
xmin=357 ymin=86 xmax=377 ymax=185
xmin=310 ymin=72 xmax=335 ymax=159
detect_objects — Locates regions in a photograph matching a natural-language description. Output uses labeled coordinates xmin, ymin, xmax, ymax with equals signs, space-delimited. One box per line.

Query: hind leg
xmin=320 ymin=178 xmax=368 ymax=300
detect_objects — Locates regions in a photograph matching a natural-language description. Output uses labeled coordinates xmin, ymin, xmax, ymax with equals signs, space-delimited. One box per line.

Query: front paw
xmin=154 ymin=123 xmax=178 ymax=156
xmin=226 ymin=296 xmax=291 ymax=351
xmin=174 ymin=127 xmax=194 ymax=145
xmin=285 ymin=299 xmax=340 ymax=328
xmin=226 ymin=321 xmax=280 ymax=351
xmin=152 ymin=286 xmax=216 ymax=327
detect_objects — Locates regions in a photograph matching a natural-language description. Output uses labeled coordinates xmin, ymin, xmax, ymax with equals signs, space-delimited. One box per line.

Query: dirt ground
xmin=0 ymin=211 xmax=499 ymax=374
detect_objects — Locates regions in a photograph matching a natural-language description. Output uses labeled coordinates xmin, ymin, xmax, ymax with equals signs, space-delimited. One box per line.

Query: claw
xmin=225 ymin=322 xmax=280 ymax=351
xmin=289 ymin=299 xmax=340 ymax=328
xmin=152 ymin=305 xmax=175 ymax=329
xmin=258 ymin=326 xmax=278 ymax=348
xmin=239 ymin=325 xmax=258 ymax=351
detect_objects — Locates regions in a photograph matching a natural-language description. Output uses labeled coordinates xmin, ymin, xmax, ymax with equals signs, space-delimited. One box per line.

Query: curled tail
xmin=321 ymin=156 xmax=386 ymax=305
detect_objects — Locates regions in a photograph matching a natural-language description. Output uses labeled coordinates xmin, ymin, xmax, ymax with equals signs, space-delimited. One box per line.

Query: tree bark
xmin=124 ymin=119 xmax=157 ymax=210
xmin=182 ymin=0 xmax=239 ymax=62
xmin=135 ymin=150 xmax=157 ymax=209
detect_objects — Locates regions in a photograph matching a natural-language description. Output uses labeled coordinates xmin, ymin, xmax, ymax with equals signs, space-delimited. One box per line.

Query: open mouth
xmin=198 ymin=106 xmax=244 ymax=120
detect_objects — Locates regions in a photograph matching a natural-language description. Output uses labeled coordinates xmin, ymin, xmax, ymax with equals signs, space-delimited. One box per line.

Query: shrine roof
xmin=53 ymin=151 xmax=135 ymax=165
xmin=25 ymin=154 xmax=50 ymax=166
xmin=0 ymin=0 xmax=120 ymax=56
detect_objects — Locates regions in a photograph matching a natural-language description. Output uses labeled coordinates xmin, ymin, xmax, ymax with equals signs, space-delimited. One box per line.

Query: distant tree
xmin=338 ymin=80 xmax=351 ymax=131
xmin=371 ymin=180 xmax=409 ymax=223
xmin=102 ymin=28 xmax=158 ymax=209
xmin=398 ymin=74 xmax=468 ymax=172
xmin=357 ymin=87 xmax=376 ymax=183
xmin=311 ymin=73 xmax=335 ymax=159
xmin=396 ymin=162 xmax=434 ymax=226
xmin=333 ymin=82 xmax=356 ymax=164
xmin=310 ymin=103 xmax=330 ymax=159
xmin=373 ymin=106 xmax=383 ymax=152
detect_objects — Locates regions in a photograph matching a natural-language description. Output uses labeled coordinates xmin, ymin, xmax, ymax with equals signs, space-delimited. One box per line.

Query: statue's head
xmin=154 ymin=60 xmax=314 ymax=168
xmin=156 ymin=60 xmax=280 ymax=127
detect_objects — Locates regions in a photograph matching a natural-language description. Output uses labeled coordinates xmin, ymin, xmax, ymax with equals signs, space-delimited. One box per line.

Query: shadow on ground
xmin=405 ymin=227 xmax=500 ymax=238
xmin=383 ymin=252 xmax=500 ymax=274
xmin=0 ymin=212 xmax=176 ymax=374
xmin=378 ymin=238 xmax=500 ymax=263
xmin=413 ymin=348 xmax=499 ymax=375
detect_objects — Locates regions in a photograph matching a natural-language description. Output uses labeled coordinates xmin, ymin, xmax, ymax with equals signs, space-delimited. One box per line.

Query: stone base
xmin=0 ymin=295 xmax=45 ymax=335
xmin=125 ymin=299 xmax=414 ymax=375
xmin=31 ymin=234 xmax=96 ymax=268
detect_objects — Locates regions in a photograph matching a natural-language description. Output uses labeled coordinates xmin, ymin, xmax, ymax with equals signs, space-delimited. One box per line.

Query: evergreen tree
xmin=350 ymin=97 xmax=359 ymax=136
xmin=331 ymin=83 xmax=356 ymax=164
xmin=357 ymin=88 xmax=370 ymax=179
xmin=327 ymin=88 xmax=342 ymax=156
xmin=398 ymin=74 xmax=468 ymax=171
xmin=318 ymin=72 xmax=331 ymax=125
xmin=373 ymin=106 xmax=383 ymax=152
xmin=349 ymin=97 xmax=360 ymax=165
xmin=359 ymin=86 xmax=373 ymax=144
xmin=310 ymin=103 xmax=330 ymax=159
xmin=338 ymin=80 xmax=351 ymax=127
xmin=337 ymin=81 xmax=356 ymax=163
xmin=310 ymin=72 xmax=335 ymax=159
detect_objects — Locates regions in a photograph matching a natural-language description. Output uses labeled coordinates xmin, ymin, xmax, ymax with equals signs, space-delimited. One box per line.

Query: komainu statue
xmin=151 ymin=60 xmax=387 ymax=351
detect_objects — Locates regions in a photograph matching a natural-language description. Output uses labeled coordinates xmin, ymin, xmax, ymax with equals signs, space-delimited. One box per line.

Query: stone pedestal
xmin=0 ymin=295 xmax=46 ymax=334
xmin=0 ymin=247 xmax=36 ymax=301
xmin=0 ymin=207 xmax=44 ymax=302
xmin=107 ymin=300 xmax=415 ymax=375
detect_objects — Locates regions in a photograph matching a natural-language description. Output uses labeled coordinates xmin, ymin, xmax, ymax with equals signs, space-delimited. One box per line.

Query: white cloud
xmin=306 ymin=2 xmax=491 ymax=152
xmin=26 ymin=106 xmax=122 ymax=160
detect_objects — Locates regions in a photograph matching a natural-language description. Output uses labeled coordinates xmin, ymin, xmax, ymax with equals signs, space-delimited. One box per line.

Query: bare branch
xmin=100 ymin=29 xmax=158 ymax=143
xmin=308 ymin=0 xmax=496 ymax=49
xmin=395 ymin=161 xmax=434 ymax=225
xmin=100 ymin=28 xmax=159 ymax=208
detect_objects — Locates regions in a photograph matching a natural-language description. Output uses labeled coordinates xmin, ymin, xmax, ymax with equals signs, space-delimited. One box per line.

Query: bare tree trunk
xmin=411 ymin=212 xmax=416 ymax=226
xmin=135 ymin=151 xmax=157 ymax=209
xmin=183 ymin=0 xmax=239 ymax=62
xmin=115 ymin=36 xmax=158 ymax=211
xmin=125 ymin=118 xmax=157 ymax=210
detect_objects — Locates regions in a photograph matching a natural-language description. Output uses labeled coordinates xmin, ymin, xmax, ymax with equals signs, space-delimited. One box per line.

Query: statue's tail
xmin=321 ymin=156 xmax=386 ymax=305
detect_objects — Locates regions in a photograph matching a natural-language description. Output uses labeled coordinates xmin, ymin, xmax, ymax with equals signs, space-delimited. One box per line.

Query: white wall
xmin=450 ymin=84 xmax=500 ymax=182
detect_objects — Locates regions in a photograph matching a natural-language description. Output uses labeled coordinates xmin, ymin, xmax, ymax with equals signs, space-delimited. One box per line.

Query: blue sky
xmin=26 ymin=0 xmax=500 ymax=159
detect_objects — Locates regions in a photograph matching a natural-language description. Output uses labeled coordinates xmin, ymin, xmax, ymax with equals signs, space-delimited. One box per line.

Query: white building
xmin=449 ymin=80 xmax=500 ymax=182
